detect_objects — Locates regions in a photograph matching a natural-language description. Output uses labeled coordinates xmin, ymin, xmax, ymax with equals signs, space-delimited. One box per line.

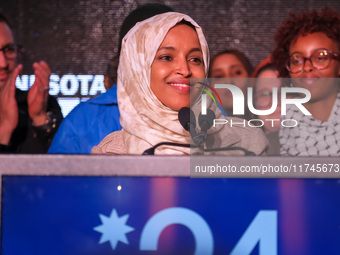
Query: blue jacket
xmin=48 ymin=86 xmax=121 ymax=154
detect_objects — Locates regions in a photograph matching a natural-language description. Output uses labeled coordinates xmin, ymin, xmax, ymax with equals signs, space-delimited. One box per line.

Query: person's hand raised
xmin=28 ymin=61 xmax=51 ymax=126
xmin=0 ymin=64 xmax=22 ymax=145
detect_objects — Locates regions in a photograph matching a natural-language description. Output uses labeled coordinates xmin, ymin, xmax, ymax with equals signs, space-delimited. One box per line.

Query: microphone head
xmin=198 ymin=109 xmax=216 ymax=132
xmin=178 ymin=107 xmax=196 ymax=131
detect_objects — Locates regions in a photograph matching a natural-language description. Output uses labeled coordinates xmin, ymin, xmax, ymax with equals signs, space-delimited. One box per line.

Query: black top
xmin=0 ymin=89 xmax=63 ymax=153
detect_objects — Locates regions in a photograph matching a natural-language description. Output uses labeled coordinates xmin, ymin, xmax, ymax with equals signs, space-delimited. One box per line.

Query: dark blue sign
xmin=2 ymin=176 xmax=340 ymax=254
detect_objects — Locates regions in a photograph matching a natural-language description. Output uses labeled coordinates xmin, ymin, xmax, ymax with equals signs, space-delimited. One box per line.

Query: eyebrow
xmin=157 ymin=46 xmax=202 ymax=54
xmin=0 ymin=43 xmax=15 ymax=48
xmin=188 ymin=48 xmax=202 ymax=54
xmin=290 ymin=48 xmax=330 ymax=56
xmin=211 ymin=64 xmax=243 ymax=72
xmin=211 ymin=68 xmax=223 ymax=73
xmin=229 ymin=64 xmax=244 ymax=69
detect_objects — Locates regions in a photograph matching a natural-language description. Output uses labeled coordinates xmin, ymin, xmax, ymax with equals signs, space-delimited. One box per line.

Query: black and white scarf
xmin=279 ymin=92 xmax=340 ymax=156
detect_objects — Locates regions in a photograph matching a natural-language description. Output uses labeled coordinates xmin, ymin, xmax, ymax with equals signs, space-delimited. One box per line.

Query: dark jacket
xmin=0 ymin=89 xmax=63 ymax=153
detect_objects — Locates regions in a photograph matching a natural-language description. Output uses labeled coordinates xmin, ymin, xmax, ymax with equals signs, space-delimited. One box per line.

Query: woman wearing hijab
xmin=92 ymin=12 xmax=268 ymax=155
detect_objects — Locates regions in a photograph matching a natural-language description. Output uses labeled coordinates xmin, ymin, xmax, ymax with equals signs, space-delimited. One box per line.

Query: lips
xmin=0 ymin=71 xmax=9 ymax=80
xmin=302 ymin=77 xmax=319 ymax=85
xmin=168 ymin=80 xmax=191 ymax=93
xmin=297 ymin=75 xmax=319 ymax=85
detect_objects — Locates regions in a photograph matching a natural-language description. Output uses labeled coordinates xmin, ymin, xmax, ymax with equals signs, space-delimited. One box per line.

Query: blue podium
xmin=1 ymin=155 xmax=340 ymax=255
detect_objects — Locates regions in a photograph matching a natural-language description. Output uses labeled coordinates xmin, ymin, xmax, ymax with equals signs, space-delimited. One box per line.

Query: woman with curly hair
xmin=272 ymin=8 xmax=340 ymax=156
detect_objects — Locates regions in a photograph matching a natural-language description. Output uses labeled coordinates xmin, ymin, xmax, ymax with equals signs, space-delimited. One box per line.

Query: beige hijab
xmin=117 ymin=12 xmax=209 ymax=154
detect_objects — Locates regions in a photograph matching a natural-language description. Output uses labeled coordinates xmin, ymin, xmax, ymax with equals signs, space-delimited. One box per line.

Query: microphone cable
xmin=178 ymin=107 xmax=256 ymax=156
xmin=142 ymin=142 xmax=193 ymax=155
xmin=142 ymin=107 xmax=256 ymax=156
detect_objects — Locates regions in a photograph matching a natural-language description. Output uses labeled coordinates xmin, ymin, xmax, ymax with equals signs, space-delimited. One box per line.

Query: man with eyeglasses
xmin=0 ymin=12 xmax=63 ymax=153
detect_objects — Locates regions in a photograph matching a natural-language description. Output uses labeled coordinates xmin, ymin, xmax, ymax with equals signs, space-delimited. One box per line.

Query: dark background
xmin=2 ymin=0 xmax=340 ymax=76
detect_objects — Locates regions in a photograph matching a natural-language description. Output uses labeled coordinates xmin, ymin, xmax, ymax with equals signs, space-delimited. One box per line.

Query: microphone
xmin=191 ymin=109 xmax=216 ymax=146
xmin=177 ymin=107 xmax=256 ymax=156
xmin=142 ymin=107 xmax=194 ymax=155
xmin=178 ymin=107 xmax=195 ymax=132
xmin=178 ymin=107 xmax=216 ymax=146
xmin=143 ymin=107 xmax=256 ymax=156
xmin=178 ymin=107 xmax=204 ymax=146
xmin=198 ymin=109 xmax=216 ymax=133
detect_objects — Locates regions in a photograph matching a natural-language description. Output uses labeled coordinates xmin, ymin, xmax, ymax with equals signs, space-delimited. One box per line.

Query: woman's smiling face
xmin=150 ymin=23 xmax=205 ymax=111
xmin=289 ymin=32 xmax=340 ymax=103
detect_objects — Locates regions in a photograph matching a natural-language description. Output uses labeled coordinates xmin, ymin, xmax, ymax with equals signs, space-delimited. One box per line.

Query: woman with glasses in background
xmin=272 ymin=8 xmax=340 ymax=156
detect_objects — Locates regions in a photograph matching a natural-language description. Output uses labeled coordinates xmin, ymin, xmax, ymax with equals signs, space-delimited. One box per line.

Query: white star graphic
xmin=93 ymin=209 xmax=134 ymax=250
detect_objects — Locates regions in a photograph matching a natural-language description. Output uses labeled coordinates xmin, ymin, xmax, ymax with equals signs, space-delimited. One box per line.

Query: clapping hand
xmin=28 ymin=61 xmax=52 ymax=126
xmin=0 ymin=64 xmax=22 ymax=145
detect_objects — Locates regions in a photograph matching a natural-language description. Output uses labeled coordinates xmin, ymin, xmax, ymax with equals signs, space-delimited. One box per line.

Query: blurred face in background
xmin=210 ymin=53 xmax=249 ymax=114
xmin=254 ymin=68 xmax=281 ymax=134
xmin=0 ymin=22 xmax=17 ymax=89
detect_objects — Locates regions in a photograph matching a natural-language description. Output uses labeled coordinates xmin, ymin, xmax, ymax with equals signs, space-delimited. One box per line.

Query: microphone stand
xmin=142 ymin=142 xmax=193 ymax=155
xmin=197 ymin=145 xmax=256 ymax=156
xmin=142 ymin=107 xmax=256 ymax=156
xmin=142 ymin=141 xmax=255 ymax=156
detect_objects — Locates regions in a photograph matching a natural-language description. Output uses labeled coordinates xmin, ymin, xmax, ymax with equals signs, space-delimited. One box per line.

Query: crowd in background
xmin=0 ymin=4 xmax=339 ymax=156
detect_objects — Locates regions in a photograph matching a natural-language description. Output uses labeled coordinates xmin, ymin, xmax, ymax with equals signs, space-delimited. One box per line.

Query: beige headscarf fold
xmin=117 ymin=12 xmax=209 ymax=154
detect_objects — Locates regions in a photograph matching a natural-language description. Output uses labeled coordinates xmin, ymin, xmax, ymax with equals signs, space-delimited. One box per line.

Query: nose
xmin=213 ymin=76 xmax=232 ymax=85
xmin=0 ymin=51 xmax=8 ymax=68
xmin=303 ymin=58 xmax=314 ymax=73
xmin=176 ymin=58 xmax=192 ymax=77
xmin=225 ymin=77 xmax=233 ymax=84
xmin=220 ymin=71 xmax=232 ymax=83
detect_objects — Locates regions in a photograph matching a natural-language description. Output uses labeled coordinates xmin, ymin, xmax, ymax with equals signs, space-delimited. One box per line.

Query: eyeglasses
xmin=286 ymin=49 xmax=340 ymax=74
xmin=0 ymin=44 xmax=21 ymax=59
